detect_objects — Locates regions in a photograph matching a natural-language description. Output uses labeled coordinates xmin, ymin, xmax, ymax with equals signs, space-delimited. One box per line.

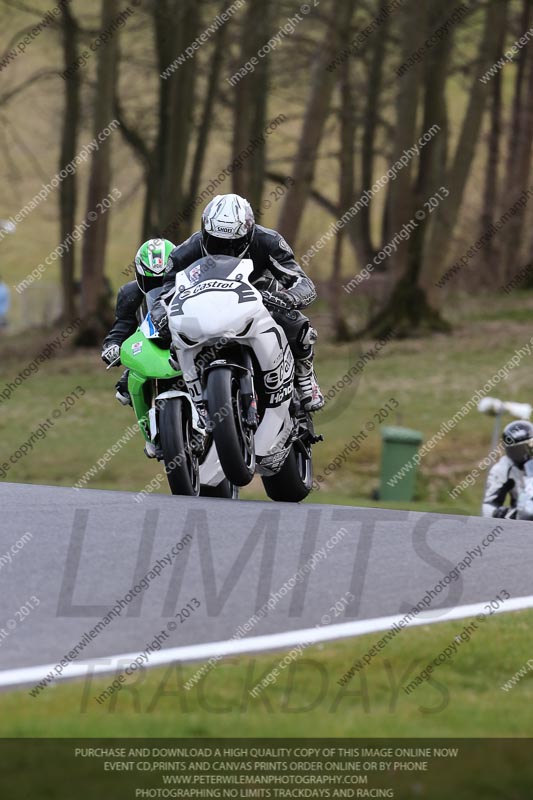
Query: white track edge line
xmin=3 ymin=594 xmax=533 ymax=690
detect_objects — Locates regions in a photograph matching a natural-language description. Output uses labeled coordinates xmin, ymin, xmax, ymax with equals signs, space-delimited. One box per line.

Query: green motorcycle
xmin=120 ymin=308 xmax=236 ymax=498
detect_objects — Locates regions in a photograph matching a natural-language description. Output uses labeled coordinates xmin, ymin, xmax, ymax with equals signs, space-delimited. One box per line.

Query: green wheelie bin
xmin=379 ymin=426 xmax=423 ymax=502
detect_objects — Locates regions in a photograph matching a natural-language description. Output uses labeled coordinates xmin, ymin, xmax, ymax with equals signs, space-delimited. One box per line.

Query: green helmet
xmin=134 ymin=238 xmax=175 ymax=294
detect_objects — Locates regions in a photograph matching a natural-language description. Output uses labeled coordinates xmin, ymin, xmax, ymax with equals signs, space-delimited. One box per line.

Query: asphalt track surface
xmin=0 ymin=482 xmax=532 ymax=688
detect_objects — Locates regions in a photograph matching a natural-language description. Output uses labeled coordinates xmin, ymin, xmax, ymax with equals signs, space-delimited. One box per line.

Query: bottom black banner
xmin=1 ymin=739 xmax=531 ymax=798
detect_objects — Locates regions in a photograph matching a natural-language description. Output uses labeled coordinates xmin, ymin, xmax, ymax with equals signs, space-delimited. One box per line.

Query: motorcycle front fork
xmin=239 ymin=350 xmax=258 ymax=431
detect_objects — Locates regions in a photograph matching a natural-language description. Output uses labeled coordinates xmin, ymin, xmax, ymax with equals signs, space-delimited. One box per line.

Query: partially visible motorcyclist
xmin=151 ymin=194 xmax=324 ymax=412
xmin=101 ymin=238 xmax=175 ymax=407
xmin=482 ymin=420 xmax=533 ymax=519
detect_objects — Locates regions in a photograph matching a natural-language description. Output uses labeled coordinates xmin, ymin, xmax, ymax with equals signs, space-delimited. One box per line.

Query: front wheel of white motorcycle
xmin=159 ymin=398 xmax=200 ymax=496
xmin=207 ymin=368 xmax=255 ymax=486
xmin=200 ymin=479 xmax=239 ymax=500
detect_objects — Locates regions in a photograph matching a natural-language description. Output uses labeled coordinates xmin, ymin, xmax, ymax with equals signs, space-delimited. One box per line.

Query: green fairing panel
xmin=120 ymin=330 xmax=178 ymax=379
xmin=120 ymin=330 xmax=182 ymax=442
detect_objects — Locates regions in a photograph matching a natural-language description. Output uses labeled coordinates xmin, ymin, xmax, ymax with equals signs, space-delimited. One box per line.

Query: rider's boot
xmin=144 ymin=442 xmax=157 ymax=459
xmin=115 ymin=369 xmax=131 ymax=406
xmin=294 ymin=350 xmax=324 ymax=412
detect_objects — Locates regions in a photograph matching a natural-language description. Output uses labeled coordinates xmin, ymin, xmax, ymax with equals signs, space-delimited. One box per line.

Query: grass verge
xmin=2 ymin=609 xmax=532 ymax=737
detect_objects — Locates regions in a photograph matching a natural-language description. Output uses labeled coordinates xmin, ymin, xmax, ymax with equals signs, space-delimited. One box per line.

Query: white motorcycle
xmin=166 ymin=255 xmax=321 ymax=502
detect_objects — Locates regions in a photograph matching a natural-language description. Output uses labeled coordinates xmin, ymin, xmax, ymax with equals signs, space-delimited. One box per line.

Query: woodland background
xmin=1 ymin=0 xmax=532 ymax=342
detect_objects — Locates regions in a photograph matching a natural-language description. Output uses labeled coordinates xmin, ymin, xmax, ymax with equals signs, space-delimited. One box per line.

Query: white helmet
xmin=201 ymin=193 xmax=255 ymax=258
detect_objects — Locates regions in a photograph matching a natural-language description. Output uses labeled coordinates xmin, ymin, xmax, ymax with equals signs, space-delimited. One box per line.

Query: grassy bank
xmin=1 ymin=608 xmax=531 ymax=737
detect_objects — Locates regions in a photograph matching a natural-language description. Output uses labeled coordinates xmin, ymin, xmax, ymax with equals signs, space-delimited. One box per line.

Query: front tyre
xmin=159 ymin=398 xmax=200 ymax=496
xmin=200 ymin=479 xmax=239 ymax=500
xmin=207 ymin=367 xmax=255 ymax=486
xmin=262 ymin=440 xmax=313 ymax=503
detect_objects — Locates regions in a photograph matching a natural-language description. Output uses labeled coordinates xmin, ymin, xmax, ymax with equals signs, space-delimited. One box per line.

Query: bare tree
xmin=365 ymin=0 xmax=451 ymax=337
xmin=357 ymin=0 xmax=390 ymax=267
xmin=58 ymin=2 xmax=81 ymax=322
xmin=363 ymin=0 xmax=507 ymax=337
xmin=78 ymin=0 xmax=121 ymax=343
xmin=231 ymin=0 xmax=272 ymax=212
xmin=499 ymin=0 xmax=533 ymax=282
xmin=154 ymin=0 xmax=200 ymax=233
xmin=424 ymin=0 xmax=508 ymax=297
xmin=277 ymin=0 xmax=357 ymax=248
xmin=184 ymin=0 xmax=230 ymax=236
xmin=479 ymin=5 xmax=508 ymax=283
xmin=329 ymin=16 xmax=356 ymax=340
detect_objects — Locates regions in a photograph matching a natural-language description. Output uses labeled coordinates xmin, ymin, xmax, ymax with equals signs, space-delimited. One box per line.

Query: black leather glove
xmin=261 ymin=289 xmax=296 ymax=311
xmin=150 ymin=301 xmax=169 ymax=337
xmin=493 ymin=506 xmax=517 ymax=519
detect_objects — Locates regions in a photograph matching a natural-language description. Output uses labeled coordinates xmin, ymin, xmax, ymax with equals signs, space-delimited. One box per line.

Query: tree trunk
xmin=153 ymin=0 xmax=200 ymax=234
xmin=329 ymin=25 xmax=356 ymax=341
xmin=59 ymin=2 xmax=80 ymax=323
xmin=112 ymin=93 xmax=154 ymax=241
xmin=357 ymin=0 xmax=389 ymax=266
xmin=500 ymin=0 xmax=533 ymax=282
xmin=246 ymin=48 xmax=270 ymax=214
xmin=115 ymin=1 xmax=226 ymax=242
xmin=78 ymin=0 xmax=120 ymax=344
xmin=276 ymin=0 xmax=357 ymax=248
xmin=184 ymin=0 xmax=229 ymax=236
xmin=504 ymin=0 xmax=531 ymax=196
xmin=479 ymin=7 xmax=507 ymax=283
xmin=384 ymin=0 xmax=427 ymax=285
xmin=424 ymin=0 xmax=508 ymax=296
xmin=365 ymin=0 xmax=453 ymax=338
xmin=231 ymin=0 xmax=271 ymax=212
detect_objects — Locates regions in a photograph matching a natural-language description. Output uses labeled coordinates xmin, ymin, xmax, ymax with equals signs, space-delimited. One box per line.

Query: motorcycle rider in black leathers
xmin=482 ymin=420 xmax=533 ymax=519
xmin=101 ymin=239 xmax=175 ymax=456
xmin=151 ymin=193 xmax=324 ymax=412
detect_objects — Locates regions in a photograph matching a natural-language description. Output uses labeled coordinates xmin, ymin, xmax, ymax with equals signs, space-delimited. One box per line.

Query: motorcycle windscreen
xmin=177 ymin=255 xmax=253 ymax=289
xmin=170 ymin=286 xmax=259 ymax=341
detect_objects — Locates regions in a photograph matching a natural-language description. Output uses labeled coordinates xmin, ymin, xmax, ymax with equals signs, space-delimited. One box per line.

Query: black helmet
xmin=502 ymin=420 xmax=533 ymax=465
xmin=201 ymin=193 xmax=255 ymax=258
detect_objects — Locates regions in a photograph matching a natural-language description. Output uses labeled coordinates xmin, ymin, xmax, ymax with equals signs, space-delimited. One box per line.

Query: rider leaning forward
xmin=103 ymin=193 xmax=324 ymax=415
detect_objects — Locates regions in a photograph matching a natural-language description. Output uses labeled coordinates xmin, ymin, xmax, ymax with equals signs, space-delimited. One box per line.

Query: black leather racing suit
xmin=102 ymin=281 xmax=145 ymax=349
xmin=102 ymin=280 xmax=145 ymax=395
xmin=161 ymin=225 xmax=316 ymax=307
xmin=158 ymin=225 xmax=317 ymax=359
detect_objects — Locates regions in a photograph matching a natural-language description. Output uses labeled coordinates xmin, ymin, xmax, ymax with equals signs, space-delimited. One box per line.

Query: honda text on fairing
xmin=166 ymin=254 xmax=322 ymax=502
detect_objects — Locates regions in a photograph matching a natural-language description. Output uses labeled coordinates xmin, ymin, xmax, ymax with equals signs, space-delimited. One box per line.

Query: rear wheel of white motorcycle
xmin=207 ymin=368 xmax=255 ymax=486
xmin=262 ymin=439 xmax=313 ymax=502
xmin=159 ymin=398 xmax=200 ymax=496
